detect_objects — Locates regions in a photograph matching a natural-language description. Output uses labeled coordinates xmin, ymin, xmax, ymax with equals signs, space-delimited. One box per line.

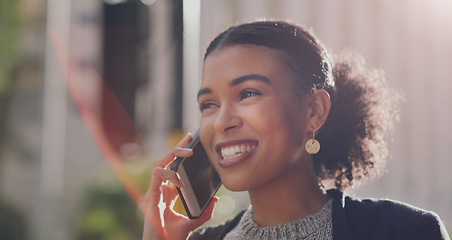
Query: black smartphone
xmin=170 ymin=130 xmax=222 ymax=219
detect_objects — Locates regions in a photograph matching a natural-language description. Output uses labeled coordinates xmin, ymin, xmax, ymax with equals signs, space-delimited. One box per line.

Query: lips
xmin=216 ymin=141 xmax=258 ymax=168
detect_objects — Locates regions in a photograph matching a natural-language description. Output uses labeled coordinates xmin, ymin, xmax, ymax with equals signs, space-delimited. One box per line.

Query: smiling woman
xmin=199 ymin=45 xmax=320 ymax=195
xmin=142 ymin=20 xmax=450 ymax=240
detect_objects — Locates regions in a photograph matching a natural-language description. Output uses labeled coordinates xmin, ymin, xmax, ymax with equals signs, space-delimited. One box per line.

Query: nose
xmin=213 ymin=104 xmax=242 ymax=134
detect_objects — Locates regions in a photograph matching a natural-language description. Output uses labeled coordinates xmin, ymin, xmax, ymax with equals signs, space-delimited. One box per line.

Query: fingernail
xmin=181 ymin=148 xmax=193 ymax=155
xmin=177 ymin=148 xmax=193 ymax=154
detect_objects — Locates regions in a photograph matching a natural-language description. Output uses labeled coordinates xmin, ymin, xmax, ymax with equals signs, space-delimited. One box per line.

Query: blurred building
xmin=1 ymin=0 xmax=185 ymax=239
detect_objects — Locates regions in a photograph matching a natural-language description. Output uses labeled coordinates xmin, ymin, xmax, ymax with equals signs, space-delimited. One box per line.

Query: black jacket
xmin=189 ymin=189 xmax=450 ymax=240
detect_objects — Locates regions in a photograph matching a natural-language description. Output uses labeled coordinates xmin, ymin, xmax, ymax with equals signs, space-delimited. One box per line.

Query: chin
xmin=224 ymin=185 xmax=249 ymax=192
xmin=221 ymin=178 xmax=251 ymax=192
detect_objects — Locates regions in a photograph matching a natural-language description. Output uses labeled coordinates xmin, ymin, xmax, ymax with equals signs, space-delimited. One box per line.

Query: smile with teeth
xmin=221 ymin=144 xmax=256 ymax=160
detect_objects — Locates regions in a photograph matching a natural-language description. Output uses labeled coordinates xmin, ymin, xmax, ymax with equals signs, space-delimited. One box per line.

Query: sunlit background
xmin=0 ymin=0 xmax=451 ymax=239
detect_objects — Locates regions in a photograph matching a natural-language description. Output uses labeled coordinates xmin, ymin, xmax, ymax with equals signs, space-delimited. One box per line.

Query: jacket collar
xmin=328 ymin=189 xmax=354 ymax=240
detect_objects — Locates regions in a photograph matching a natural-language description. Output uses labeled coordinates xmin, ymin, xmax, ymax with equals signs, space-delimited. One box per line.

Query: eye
xmin=239 ymin=89 xmax=262 ymax=101
xmin=199 ymin=101 xmax=218 ymax=112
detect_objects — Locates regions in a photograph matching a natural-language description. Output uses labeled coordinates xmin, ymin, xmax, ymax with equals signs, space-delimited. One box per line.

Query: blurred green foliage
xmin=75 ymin=175 xmax=144 ymax=240
xmin=0 ymin=0 xmax=20 ymax=95
xmin=0 ymin=1 xmax=27 ymax=239
xmin=0 ymin=0 xmax=20 ymax=148
xmin=0 ymin=199 xmax=28 ymax=240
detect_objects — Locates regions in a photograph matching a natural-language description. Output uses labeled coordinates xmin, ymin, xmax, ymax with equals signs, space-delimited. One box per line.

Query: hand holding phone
xmin=142 ymin=133 xmax=219 ymax=240
xmin=170 ymin=130 xmax=222 ymax=219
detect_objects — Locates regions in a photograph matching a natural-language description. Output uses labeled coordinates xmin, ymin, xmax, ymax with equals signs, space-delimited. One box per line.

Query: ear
xmin=305 ymin=89 xmax=331 ymax=131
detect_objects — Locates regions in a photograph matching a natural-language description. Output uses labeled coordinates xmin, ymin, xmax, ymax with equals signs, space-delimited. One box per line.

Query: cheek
xmin=260 ymin=101 xmax=306 ymax=144
xmin=199 ymin=117 xmax=217 ymax=161
xmin=200 ymin=113 xmax=216 ymax=136
xmin=249 ymin=101 xmax=299 ymax=131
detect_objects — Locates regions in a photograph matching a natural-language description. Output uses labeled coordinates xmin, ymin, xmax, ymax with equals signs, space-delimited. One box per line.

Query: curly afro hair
xmin=314 ymin=51 xmax=400 ymax=190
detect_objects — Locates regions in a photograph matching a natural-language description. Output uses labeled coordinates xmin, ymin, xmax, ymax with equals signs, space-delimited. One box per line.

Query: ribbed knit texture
xmin=223 ymin=199 xmax=333 ymax=240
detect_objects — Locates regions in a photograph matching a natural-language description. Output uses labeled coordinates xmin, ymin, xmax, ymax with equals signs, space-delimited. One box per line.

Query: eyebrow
xmin=230 ymin=74 xmax=271 ymax=86
xmin=197 ymin=74 xmax=271 ymax=100
xmin=197 ymin=88 xmax=212 ymax=100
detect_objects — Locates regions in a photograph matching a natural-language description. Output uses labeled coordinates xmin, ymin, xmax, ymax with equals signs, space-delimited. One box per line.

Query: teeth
xmin=221 ymin=144 xmax=256 ymax=160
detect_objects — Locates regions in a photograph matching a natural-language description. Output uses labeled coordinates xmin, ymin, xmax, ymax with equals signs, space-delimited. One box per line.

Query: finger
xmin=190 ymin=196 xmax=219 ymax=229
xmin=150 ymin=168 xmax=184 ymax=194
xmin=145 ymin=169 xmax=181 ymax=207
xmin=154 ymin=134 xmax=193 ymax=169
xmin=161 ymin=184 xmax=179 ymax=204
xmin=175 ymin=132 xmax=193 ymax=148
xmin=156 ymin=147 xmax=193 ymax=169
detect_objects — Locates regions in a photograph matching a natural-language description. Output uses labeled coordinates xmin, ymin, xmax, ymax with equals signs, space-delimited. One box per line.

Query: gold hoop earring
xmin=305 ymin=128 xmax=320 ymax=154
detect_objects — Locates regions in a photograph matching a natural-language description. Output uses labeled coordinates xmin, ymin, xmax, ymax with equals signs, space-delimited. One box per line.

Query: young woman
xmin=142 ymin=20 xmax=450 ymax=240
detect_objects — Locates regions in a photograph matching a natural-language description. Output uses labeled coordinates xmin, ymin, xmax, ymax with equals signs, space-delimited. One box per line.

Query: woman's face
xmin=198 ymin=45 xmax=311 ymax=191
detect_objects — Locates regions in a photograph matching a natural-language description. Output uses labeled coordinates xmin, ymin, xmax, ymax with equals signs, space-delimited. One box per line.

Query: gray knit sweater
xmin=223 ymin=199 xmax=333 ymax=240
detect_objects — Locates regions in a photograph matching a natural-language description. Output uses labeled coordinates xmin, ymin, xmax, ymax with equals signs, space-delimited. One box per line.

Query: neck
xmin=248 ymin=158 xmax=330 ymax=227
